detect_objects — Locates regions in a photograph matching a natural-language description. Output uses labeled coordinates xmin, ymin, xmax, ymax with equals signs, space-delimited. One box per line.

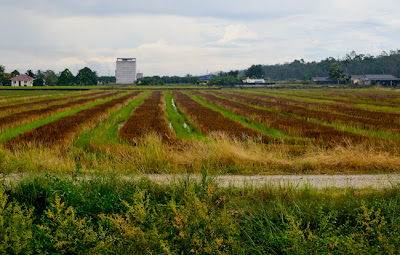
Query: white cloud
xmin=218 ymin=24 xmax=258 ymax=45
xmin=1 ymin=0 xmax=400 ymax=76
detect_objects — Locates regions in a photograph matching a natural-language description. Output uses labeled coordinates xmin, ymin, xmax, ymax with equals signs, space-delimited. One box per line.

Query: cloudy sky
xmin=1 ymin=0 xmax=400 ymax=76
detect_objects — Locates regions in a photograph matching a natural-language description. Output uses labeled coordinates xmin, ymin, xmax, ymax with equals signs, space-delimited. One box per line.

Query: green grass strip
xmin=307 ymin=117 xmax=400 ymax=140
xmin=354 ymin=103 xmax=400 ymax=114
xmin=0 ymin=92 xmax=130 ymax=145
xmin=185 ymin=92 xmax=291 ymax=139
xmin=164 ymin=92 xmax=203 ymax=139
xmin=242 ymin=90 xmax=336 ymax=104
xmin=74 ymin=91 xmax=151 ymax=149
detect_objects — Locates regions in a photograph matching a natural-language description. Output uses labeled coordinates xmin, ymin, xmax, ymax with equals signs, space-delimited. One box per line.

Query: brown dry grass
xmin=3 ymin=133 xmax=400 ymax=175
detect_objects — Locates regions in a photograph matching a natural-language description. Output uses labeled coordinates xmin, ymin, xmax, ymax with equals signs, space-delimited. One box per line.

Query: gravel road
xmin=145 ymin=174 xmax=400 ymax=189
xmin=2 ymin=173 xmax=400 ymax=189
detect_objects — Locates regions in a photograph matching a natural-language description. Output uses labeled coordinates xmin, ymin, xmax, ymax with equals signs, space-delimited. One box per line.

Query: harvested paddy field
xmin=1 ymin=87 xmax=400 ymax=254
xmin=0 ymin=87 xmax=400 ymax=174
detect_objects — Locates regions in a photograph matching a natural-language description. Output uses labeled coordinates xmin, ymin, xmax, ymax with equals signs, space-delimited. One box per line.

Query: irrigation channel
xmin=2 ymin=174 xmax=400 ymax=189
xmin=169 ymin=97 xmax=191 ymax=133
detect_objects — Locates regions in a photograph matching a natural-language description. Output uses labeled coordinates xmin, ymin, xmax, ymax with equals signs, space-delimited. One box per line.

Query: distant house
xmin=310 ymin=77 xmax=333 ymax=84
xmin=199 ymin=74 xmax=214 ymax=82
xmin=350 ymin=74 xmax=400 ymax=86
xmin=10 ymin=74 xmax=34 ymax=87
xmin=243 ymin=78 xmax=267 ymax=84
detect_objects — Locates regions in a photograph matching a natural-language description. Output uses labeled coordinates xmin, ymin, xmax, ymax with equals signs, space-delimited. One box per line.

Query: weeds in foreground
xmin=1 ymin=173 xmax=400 ymax=254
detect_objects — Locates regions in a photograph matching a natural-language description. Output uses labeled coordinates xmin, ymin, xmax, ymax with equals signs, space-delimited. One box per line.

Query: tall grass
xmin=1 ymin=173 xmax=400 ymax=254
xmin=3 ymin=133 xmax=400 ymax=175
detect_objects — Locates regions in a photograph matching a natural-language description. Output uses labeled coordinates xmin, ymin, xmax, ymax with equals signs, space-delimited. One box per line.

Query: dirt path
xmin=2 ymin=173 xmax=400 ymax=189
xmin=144 ymin=174 xmax=400 ymax=189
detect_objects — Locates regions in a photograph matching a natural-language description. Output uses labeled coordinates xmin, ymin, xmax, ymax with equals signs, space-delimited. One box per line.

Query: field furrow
xmin=5 ymin=92 xmax=141 ymax=148
xmin=194 ymin=91 xmax=364 ymax=145
xmin=172 ymin=91 xmax=273 ymax=143
xmin=0 ymin=91 xmax=108 ymax=115
xmin=118 ymin=91 xmax=174 ymax=143
xmin=246 ymin=91 xmax=400 ymax=124
xmin=220 ymin=91 xmax=400 ymax=131
xmin=0 ymin=91 xmax=123 ymax=131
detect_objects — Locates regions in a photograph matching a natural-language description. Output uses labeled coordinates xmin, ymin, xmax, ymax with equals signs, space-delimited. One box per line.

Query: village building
xmin=10 ymin=74 xmax=34 ymax=87
xmin=350 ymin=74 xmax=400 ymax=86
xmin=310 ymin=77 xmax=334 ymax=85
xmin=243 ymin=78 xmax=267 ymax=84
xmin=115 ymin=58 xmax=137 ymax=84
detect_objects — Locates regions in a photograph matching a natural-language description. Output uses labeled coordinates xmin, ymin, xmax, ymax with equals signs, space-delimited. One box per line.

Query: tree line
xmin=244 ymin=49 xmax=400 ymax=80
xmin=2 ymin=49 xmax=400 ymax=86
xmin=0 ymin=66 xmax=115 ymax=86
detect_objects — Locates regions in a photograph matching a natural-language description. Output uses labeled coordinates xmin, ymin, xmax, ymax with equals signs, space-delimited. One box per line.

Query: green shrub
xmin=33 ymin=195 xmax=100 ymax=254
xmin=0 ymin=187 xmax=33 ymax=254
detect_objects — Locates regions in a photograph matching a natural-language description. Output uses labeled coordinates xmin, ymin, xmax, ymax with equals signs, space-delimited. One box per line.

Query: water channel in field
xmin=170 ymin=98 xmax=191 ymax=133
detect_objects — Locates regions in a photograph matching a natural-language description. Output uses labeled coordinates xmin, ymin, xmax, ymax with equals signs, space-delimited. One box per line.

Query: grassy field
xmin=1 ymin=87 xmax=400 ymax=253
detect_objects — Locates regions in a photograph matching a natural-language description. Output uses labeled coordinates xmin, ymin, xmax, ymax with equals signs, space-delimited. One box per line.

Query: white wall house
xmin=10 ymin=74 xmax=34 ymax=87
xmin=115 ymin=58 xmax=137 ymax=84
xmin=243 ymin=77 xmax=266 ymax=84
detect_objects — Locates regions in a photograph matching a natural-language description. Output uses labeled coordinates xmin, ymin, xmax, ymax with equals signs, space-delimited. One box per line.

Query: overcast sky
xmin=1 ymin=0 xmax=400 ymax=76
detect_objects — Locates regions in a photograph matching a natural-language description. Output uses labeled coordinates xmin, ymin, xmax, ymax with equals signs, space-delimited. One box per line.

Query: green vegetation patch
xmin=164 ymin=92 xmax=203 ymax=139
xmin=1 ymin=173 xmax=400 ymax=254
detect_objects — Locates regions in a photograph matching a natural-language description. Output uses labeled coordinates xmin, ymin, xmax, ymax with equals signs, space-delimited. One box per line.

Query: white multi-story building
xmin=115 ymin=58 xmax=137 ymax=84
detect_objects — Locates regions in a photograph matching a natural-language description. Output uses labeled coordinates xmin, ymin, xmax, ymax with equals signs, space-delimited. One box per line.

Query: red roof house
xmin=10 ymin=74 xmax=35 ymax=87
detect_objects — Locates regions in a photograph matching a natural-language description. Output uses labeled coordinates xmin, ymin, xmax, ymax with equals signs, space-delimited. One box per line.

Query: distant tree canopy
xmin=329 ymin=62 xmax=348 ymax=84
xmin=57 ymin=68 xmax=75 ymax=86
xmin=245 ymin=65 xmax=264 ymax=78
xmin=207 ymin=70 xmax=242 ymax=86
xmin=137 ymin=75 xmax=200 ymax=85
xmin=0 ymin=65 xmax=9 ymax=85
xmin=25 ymin=70 xmax=36 ymax=78
xmin=43 ymin=70 xmax=58 ymax=86
xmin=98 ymin=76 xmax=116 ymax=84
xmin=208 ymin=76 xmax=241 ymax=86
xmin=137 ymin=77 xmax=165 ymax=85
xmin=250 ymin=50 xmax=400 ymax=81
xmin=33 ymin=78 xmax=44 ymax=86
xmin=76 ymin=67 xmax=98 ymax=85
xmin=11 ymin=70 xmax=20 ymax=77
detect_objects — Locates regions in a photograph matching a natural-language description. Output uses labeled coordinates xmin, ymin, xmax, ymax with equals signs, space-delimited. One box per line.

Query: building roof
xmin=351 ymin=74 xmax=400 ymax=81
xmin=365 ymin=74 xmax=400 ymax=81
xmin=10 ymin=74 xmax=35 ymax=81
xmin=350 ymin=75 xmax=365 ymax=79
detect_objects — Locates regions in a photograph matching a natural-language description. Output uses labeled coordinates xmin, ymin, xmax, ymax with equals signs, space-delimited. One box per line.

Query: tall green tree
xmin=36 ymin=70 xmax=45 ymax=80
xmin=329 ymin=62 xmax=347 ymax=84
xmin=76 ymin=67 xmax=98 ymax=85
xmin=25 ymin=70 xmax=36 ymax=78
xmin=0 ymin=65 xmax=7 ymax=85
xmin=11 ymin=70 xmax=20 ymax=77
xmin=0 ymin=65 xmax=5 ymax=78
xmin=43 ymin=70 xmax=58 ymax=86
xmin=33 ymin=78 xmax=44 ymax=86
xmin=57 ymin=68 xmax=75 ymax=86
xmin=245 ymin=65 xmax=264 ymax=78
